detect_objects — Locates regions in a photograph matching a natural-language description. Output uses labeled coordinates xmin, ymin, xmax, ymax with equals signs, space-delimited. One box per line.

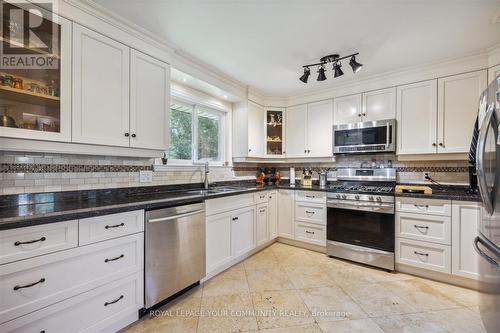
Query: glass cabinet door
xmin=0 ymin=2 xmax=71 ymax=141
xmin=266 ymin=109 xmax=284 ymax=156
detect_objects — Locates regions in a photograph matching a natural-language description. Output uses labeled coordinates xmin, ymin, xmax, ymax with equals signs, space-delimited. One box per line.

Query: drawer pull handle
xmin=260 ymin=209 xmax=266 ymax=213
xmin=14 ymin=236 xmax=46 ymax=246
xmin=414 ymin=251 xmax=429 ymax=257
xmin=414 ymin=225 xmax=429 ymax=230
xmin=260 ymin=195 xmax=266 ymax=199
xmin=305 ymin=211 xmax=315 ymax=215
xmin=104 ymin=254 xmax=124 ymax=263
xmin=305 ymin=230 xmax=315 ymax=234
xmin=232 ymin=217 xmax=239 ymax=221
xmin=105 ymin=223 xmax=125 ymax=229
xmin=104 ymin=295 xmax=124 ymax=306
xmin=306 ymin=195 xmax=315 ymax=199
xmin=13 ymin=278 xmax=45 ymax=291
xmin=414 ymin=204 xmax=429 ymax=208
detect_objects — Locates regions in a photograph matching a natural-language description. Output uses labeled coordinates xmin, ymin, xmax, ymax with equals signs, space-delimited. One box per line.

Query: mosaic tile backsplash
xmin=0 ymin=151 xmax=470 ymax=195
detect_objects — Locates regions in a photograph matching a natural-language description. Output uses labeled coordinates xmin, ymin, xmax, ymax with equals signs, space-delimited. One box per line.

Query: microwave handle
xmin=386 ymin=123 xmax=392 ymax=145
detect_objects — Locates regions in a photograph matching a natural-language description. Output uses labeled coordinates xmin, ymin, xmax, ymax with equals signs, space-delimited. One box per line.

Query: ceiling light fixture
xmin=317 ymin=65 xmax=327 ymax=81
xmin=299 ymin=53 xmax=362 ymax=83
xmin=299 ymin=68 xmax=311 ymax=83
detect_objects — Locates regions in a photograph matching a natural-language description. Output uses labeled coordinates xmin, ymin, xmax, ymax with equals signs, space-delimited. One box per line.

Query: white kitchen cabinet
xmin=489 ymin=64 xmax=500 ymax=84
xmin=437 ymin=70 xmax=487 ymax=153
xmin=256 ymin=204 xmax=269 ymax=246
xmin=452 ymin=201 xmax=481 ymax=280
xmin=72 ymin=24 xmax=130 ymax=147
xmin=247 ymin=101 xmax=265 ymax=157
xmin=295 ymin=222 xmax=326 ymax=246
xmin=268 ymin=191 xmax=278 ymax=239
xmin=278 ymin=190 xmax=294 ymax=239
xmin=333 ymin=94 xmax=362 ymax=124
xmin=231 ymin=206 xmax=256 ymax=257
xmin=130 ymin=50 xmax=170 ymax=150
xmin=285 ymin=104 xmax=308 ymax=157
xmin=396 ymin=237 xmax=451 ymax=274
xmin=206 ymin=212 xmax=232 ymax=273
xmin=396 ymin=79 xmax=438 ymax=155
xmin=307 ymin=100 xmax=333 ymax=157
xmin=362 ymin=87 xmax=396 ymax=121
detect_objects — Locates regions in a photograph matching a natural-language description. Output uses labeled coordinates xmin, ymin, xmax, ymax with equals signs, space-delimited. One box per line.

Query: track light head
xmin=299 ymin=67 xmax=310 ymax=83
xmin=317 ymin=66 xmax=327 ymax=81
xmin=349 ymin=56 xmax=363 ymax=73
xmin=333 ymin=62 xmax=344 ymax=78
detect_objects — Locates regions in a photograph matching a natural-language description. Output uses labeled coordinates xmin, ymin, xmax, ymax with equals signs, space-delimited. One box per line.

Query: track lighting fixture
xmin=317 ymin=65 xmax=327 ymax=81
xmin=299 ymin=67 xmax=310 ymax=83
xmin=299 ymin=52 xmax=362 ymax=83
xmin=349 ymin=56 xmax=363 ymax=73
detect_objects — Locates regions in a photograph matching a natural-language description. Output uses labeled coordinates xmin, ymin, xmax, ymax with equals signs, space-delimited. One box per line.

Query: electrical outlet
xmin=139 ymin=170 xmax=153 ymax=183
xmin=424 ymin=172 xmax=430 ymax=181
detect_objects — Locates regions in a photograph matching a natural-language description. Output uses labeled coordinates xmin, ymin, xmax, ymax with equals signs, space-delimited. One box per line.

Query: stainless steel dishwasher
xmin=145 ymin=202 xmax=206 ymax=309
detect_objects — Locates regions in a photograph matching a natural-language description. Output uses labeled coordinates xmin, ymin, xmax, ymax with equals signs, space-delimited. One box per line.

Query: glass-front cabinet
xmin=0 ymin=2 xmax=71 ymax=141
xmin=266 ymin=109 xmax=285 ymax=156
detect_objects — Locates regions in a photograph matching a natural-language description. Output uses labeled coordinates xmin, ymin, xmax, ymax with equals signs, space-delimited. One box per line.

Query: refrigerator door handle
xmin=476 ymin=105 xmax=496 ymax=215
xmin=473 ymin=236 xmax=500 ymax=268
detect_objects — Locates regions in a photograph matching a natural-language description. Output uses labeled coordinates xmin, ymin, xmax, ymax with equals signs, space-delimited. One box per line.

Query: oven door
xmin=327 ymin=206 xmax=395 ymax=253
xmin=333 ymin=119 xmax=395 ymax=154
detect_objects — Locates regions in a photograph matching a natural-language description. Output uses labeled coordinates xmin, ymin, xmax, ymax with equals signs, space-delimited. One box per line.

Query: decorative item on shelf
xmin=256 ymin=169 xmax=266 ymax=184
xmin=299 ymin=53 xmax=363 ymax=83
xmin=0 ymin=105 xmax=17 ymax=128
xmin=13 ymin=78 xmax=23 ymax=89
xmin=161 ymin=152 xmax=168 ymax=165
xmin=301 ymin=168 xmax=313 ymax=187
xmin=2 ymin=75 xmax=14 ymax=87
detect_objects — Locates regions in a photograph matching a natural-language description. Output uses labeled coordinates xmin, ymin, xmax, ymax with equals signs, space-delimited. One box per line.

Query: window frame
xmin=167 ymin=97 xmax=227 ymax=166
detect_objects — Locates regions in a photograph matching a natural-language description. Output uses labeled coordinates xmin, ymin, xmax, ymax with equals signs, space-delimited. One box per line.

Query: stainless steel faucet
xmin=204 ymin=161 xmax=210 ymax=190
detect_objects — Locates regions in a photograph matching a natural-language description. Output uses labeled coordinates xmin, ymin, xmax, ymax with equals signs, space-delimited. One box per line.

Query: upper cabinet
xmin=72 ymin=24 xmax=170 ymax=149
xmin=437 ymin=70 xmax=487 ymax=153
xmin=333 ymin=88 xmax=395 ymax=125
xmin=72 ymin=24 xmax=130 ymax=147
xmin=397 ymin=70 xmax=487 ymax=156
xmin=362 ymin=87 xmax=396 ymax=121
xmin=130 ymin=50 xmax=170 ymax=150
xmin=0 ymin=5 xmax=72 ymax=142
xmin=333 ymin=94 xmax=361 ymax=124
xmin=248 ymin=101 xmax=265 ymax=157
xmin=266 ymin=109 xmax=285 ymax=157
xmin=397 ymin=79 xmax=438 ymax=155
xmin=285 ymin=104 xmax=308 ymax=158
xmin=307 ymin=100 xmax=333 ymax=157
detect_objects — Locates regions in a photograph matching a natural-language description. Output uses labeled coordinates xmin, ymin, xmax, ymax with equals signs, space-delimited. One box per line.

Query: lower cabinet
xmin=396 ymin=237 xmax=452 ymax=273
xmin=206 ymin=212 xmax=232 ymax=274
xmin=231 ymin=206 xmax=256 ymax=257
xmin=268 ymin=191 xmax=278 ymax=239
xmin=256 ymin=204 xmax=269 ymax=246
xmin=452 ymin=201 xmax=481 ymax=279
xmin=278 ymin=190 xmax=295 ymax=239
xmin=295 ymin=222 xmax=326 ymax=247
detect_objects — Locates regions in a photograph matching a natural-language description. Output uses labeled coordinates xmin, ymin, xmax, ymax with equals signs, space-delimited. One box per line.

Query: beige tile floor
xmin=120 ymin=242 xmax=486 ymax=333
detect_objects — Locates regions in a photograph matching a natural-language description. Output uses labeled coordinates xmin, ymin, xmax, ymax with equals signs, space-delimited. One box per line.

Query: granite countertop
xmin=0 ymin=181 xmax=481 ymax=231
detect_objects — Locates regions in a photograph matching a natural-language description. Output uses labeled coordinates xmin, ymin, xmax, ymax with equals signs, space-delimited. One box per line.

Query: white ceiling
xmin=95 ymin=0 xmax=500 ymax=97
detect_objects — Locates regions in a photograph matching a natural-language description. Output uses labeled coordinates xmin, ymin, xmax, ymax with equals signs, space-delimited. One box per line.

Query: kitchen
xmin=0 ymin=1 xmax=499 ymax=333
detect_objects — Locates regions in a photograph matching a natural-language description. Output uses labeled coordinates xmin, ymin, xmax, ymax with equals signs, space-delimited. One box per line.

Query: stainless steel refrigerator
xmin=475 ymin=74 xmax=500 ymax=333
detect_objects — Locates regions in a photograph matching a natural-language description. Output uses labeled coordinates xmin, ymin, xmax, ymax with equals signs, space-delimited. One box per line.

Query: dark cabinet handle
xmin=14 ymin=236 xmax=46 ymax=246
xmin=13 ymin=278 xmax=45 ymax=290
xmin=125 ymin=133 xmax=130 ymax=137
xmin=304 ymin=150 xmax=307 ymax=153
xmin=131 ymin=134 xmax=136 ymax=138
xmin=104 ymin=254 xmax=124 ymax=263
xmin=439 ymin=143 xmax=444 ymax=147
xmin=414 ymin=251 xmax=429 ymax=257
xmin=260 ymin=209 xmax=266 ymax=213
xmin=305 ymin=211 xmax=315 ymax=215
xmin=414 ymin=225 xmax=429 ymax=230
xmin=104 ymin=295 xmax=124 ymax=306
xmin=307 ymin=150 xmax=310 ymax=153
xmin=305 ymin=230 xmax=315 ymax=234
xmin=414 ymin=204 xmax=429 ymax=209
xmin=306 ymin=195 xmax=315 ymax=199
xmin=232 ymin=217 xmax=238 ymax=221
xmin=105 ymin=223 xmax=125 ymax=229
xmin=362 ymin=113 xmax=366 ymax=116
xmin=358 ymin=114 xmax=362 ymax=117
xmin=432 ymin=143 xmax=437 ymax=147
xmin=248 ymin=149 xmax=252 ymax=152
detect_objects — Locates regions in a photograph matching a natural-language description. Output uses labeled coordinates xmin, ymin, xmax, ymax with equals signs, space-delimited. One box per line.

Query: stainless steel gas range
xmin=326 ymin=168 xmax=396 ymax=271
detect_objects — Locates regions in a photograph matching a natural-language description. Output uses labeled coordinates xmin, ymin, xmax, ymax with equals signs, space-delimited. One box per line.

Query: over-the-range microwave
xmin=333 ymin=119 xmax=396 ymax=154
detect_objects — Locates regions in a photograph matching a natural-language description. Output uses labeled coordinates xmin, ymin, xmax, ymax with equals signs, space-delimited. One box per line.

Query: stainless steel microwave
xmin=333 ymin=119 xmax=396 ymax=154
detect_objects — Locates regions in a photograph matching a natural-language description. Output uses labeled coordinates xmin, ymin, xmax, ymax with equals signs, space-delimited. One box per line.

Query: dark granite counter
xmin=0 ymin=181 xmax=481 ymax=231
xmin=395 ymin=184 xmax=481 ymax=202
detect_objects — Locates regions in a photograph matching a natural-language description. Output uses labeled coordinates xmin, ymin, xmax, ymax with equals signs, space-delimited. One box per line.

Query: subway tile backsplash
xmin=0 ymin=151 xmax=471 ymax=195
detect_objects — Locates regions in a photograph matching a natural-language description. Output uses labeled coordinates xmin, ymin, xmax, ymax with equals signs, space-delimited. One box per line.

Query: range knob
xmin=376 ymin=197 xmax=382 ymax=202
xmin=368 ymin=196 xmax=374 ymax=201
xmin=341 ymin=194 xmax=347 ymax=199
xmin=355 ymin=195 xmax=360 ymax=200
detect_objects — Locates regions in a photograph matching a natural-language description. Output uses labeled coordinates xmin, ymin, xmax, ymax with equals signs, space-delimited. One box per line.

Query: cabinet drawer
xmin=254 ymin=191 xmax=269 ymax=204
xmin=79 ymin=210 xmax=144 ymax=245
xmin=395 ymin=238 xmax=451 ymax=273
xmin=0 ymin=272 xmax=142 ymax=333
xmin=396 ymin=212 xmax=451 ymax=245
xmin=206 ymin=193 xmax=255 ymax=216
xmin=295 ymin=202 xmax=326 ymax=225
xmin=0 ymin=221 xmax=78 ymax=265
xmin=0 ymin=233 xmax=143 ymax=323
xmin=295 ymin=191 xmax=326 ymax=204
xmin=396 ymin=197 xmax=451 ymax=216
xmin=295 ymin=222 xmax=326 ymax=246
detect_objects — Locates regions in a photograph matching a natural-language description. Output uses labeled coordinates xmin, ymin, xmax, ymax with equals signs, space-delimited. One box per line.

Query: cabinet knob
xmin=432 ymin=143 xmax=436 ymax=147
xmin=358 ymin=114 xmax=362 ymax=117
xmin=248 ymin=149 xmax=252 ymax=152
xmin=232 ymin=217 xmax=239 ymax=221
xmin=131 ymin=134 xmax=136 ymax=138
xmin=307 ymin=150 xmax=310 ymax=153
xmin=304 ymin=150 xmax=307 ymax=153
xmin=362 ymin=113 xmax=366 ymax=116
xmin=124 ymin=133 xmax=130 ymax=137
xmin=438 ymin=143 xmax=444 ymax=147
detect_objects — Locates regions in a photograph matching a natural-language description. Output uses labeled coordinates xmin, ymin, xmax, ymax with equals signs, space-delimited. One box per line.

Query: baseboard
xmin=396 ymin=263 xmax=479 ymax=290
xmin=277 ymin=237 xmax=326 ymax=253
